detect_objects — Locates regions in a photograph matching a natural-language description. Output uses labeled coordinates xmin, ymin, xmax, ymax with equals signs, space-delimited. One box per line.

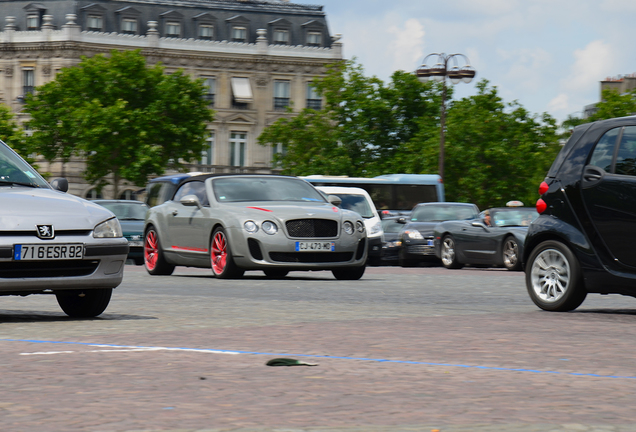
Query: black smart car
xmin=523 ymin=116 xmax=636 ymax=311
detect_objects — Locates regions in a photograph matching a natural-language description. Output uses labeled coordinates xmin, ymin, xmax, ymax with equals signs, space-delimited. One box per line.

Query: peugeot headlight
xmin=368 ymin=221 xmax=382 ymax=236
xmin=404 ymin=229 xmax=424 ymax=240
xmin=244 ymin=220 xmax=259 ymax=233
xmin=93 ymin=217 xmax=123 ymax=238
xmin=262 ymin=221 xmax=278 ymax=235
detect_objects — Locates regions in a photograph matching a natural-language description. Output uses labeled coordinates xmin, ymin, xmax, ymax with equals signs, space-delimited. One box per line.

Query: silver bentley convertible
xmin=143 ymin=174 xmax=368 ymax=280
xmin=0 ymin=140 xmax=128 ymax=317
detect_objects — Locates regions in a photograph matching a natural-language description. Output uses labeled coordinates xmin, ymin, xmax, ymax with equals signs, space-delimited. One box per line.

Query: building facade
xmin=0 ymin=0 xmax=342 ymax=198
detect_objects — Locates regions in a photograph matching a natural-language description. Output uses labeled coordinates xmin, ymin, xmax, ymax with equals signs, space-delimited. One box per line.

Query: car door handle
xmin=172 ymin=210 xmax=178 ymax=216
xmin=582 ymin=165 xmax=604 ymax=188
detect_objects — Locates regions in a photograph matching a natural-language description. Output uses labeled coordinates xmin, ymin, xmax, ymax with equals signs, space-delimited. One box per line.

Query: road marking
xmin=3 ymin=338 xmax=635 ymax=380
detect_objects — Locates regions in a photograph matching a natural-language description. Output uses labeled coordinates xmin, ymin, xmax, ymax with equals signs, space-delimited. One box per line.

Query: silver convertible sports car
xmin=143 ymin=174 xmax=368 ymax=280
xmin=0 ymin=140 xmax=128 ymax=317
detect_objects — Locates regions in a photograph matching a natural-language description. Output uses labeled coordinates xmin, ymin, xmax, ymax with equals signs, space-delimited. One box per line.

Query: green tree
xmin=0 ymin=104 xmax=32 ymax=162
xmin=258 ymin=60 xmax=440 ymax=176
xmin=25 ymin=50 xmax=214 ymax=196
xmin=418 ymin=80 xmax=561 ymax=209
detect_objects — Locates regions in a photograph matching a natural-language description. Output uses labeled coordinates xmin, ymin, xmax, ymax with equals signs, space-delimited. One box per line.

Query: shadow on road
xmin=0 ymin=311 xmax=157 ymax=323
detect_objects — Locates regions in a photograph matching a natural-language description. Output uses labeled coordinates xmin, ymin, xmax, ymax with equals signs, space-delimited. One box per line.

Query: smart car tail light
xmin=536 ymin=198 xmax=547 ymax=214
xmin=538 ymin=181 xmax=549 ymax=195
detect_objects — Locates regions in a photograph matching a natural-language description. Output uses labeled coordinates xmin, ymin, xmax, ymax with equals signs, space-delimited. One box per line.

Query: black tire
xmin=525 ymin=240 xmax=587 ymax=312
xmin=210 ymin=227 xmax=244 ymax=279
xmin=440 ymin=235 xmax=463 ymax=269
xmin=144 ymin=227 xmax=175 ymax=276
xmin=56 ymin=288 xmax=112 ymax=318
xmin=502 ymin=236 xmax=522 ymax=271
xmin=263 ymin=269 xmax=289 ymax=279
xmin=332 ymin=265 xmax=366 ymax=280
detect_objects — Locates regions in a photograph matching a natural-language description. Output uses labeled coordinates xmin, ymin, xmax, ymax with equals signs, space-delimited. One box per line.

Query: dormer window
xmin=232 ymin=26 xmax=247 ymax=42
xmin=273 ymin=29 xmax=289 ymax=44
xmin=27 ymin=14 xmax=39 ymax=30
xmin=122 ymin=18 xmax=137 ymax=34
xmin=307 ymin=31 xmax=322 ymax=47
xmin=199 ymin=24 xmax=213 ymax=40
xmin=87 ymin=15 xmax=103 ymax=31
xmin=166 ymin=21 xmax=180 ymax=37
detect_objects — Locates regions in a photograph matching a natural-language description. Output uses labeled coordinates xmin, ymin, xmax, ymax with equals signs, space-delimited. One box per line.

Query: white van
xmin=315 ymin=186 xmax=384 ymax=265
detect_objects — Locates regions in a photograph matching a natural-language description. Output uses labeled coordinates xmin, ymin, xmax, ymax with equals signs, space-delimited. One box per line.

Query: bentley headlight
xmin=262 ymin=221 xmax=278 ymax=235
xmin=356 ymin=221 xmax=365 ymax=233
xmin=404 ymin=229 xmax=424 ymax=240
xmin=93 ymin=217 xmax=123 ymax=238
xmin=343 ymin=221 xmax=354 ymax=235
xmin=244 ymin=220 xmax=259 ymax=233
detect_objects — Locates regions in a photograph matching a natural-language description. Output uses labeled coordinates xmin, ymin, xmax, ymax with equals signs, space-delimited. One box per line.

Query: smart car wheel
xmin=55 ymin=288 xmax=112 ymax=318
xmin=441 ymin=235 xmax=463 ymax=269
xmin=526 ymin=240 xmax=587 ymax=312
xmin=502 ymin=236 xmax=521 ymax=271
xmin=332 ymin=265 xmax=366 ymax=280
xmin=144 ymin=227 xmax=175 ymax=276
xmin=210 ymin=227 xmax=245 ymax=279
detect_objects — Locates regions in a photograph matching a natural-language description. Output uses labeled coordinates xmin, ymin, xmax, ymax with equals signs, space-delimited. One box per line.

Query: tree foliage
xmin=563 ymin=88 xmax=636 ymax=132
xmin=25 ymin=50 xmax=214 ymax=196
xmin=259 ymin=61 xmax=560 ymax=210
xmin=258 ymin=60 xmax=441 ymax=176
xmin=0 ymin=104 xmax=33 ymax=163
xmin=420 ymin=80 xmax=561 ymax=209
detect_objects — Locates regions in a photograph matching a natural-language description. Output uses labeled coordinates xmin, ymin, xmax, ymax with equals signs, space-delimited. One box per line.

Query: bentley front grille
xmin=285 ymin=219 xmax=338 ymax=238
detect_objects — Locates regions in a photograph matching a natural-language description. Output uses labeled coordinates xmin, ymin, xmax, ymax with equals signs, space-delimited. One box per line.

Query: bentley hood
xmin=0 ymin=187 xmax=114 ymax=231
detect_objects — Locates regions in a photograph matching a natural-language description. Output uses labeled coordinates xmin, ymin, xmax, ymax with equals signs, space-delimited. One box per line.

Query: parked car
xmin=0 ymin=139 xmax=128 ymax=317
xmin=315 ymin=186 xmax=384 ymax=265
xmin=523 ymin=116 xmax=636 ymax=311
xmin=397 ymin=202 xmax=480 ymax=267
xmin=380 ymin=216 xmax=403 ymax=265
xmin=144 ymin=174 xmax=368 ymax=280
xmin=434 ymin=206 xmax=538 ymax=270
xmin=92 ymin=200 xmax=149 ymax=265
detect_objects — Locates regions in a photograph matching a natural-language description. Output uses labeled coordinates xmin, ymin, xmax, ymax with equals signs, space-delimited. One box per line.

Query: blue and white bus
xmin=302 ymin=174 xmax=444 ymax=215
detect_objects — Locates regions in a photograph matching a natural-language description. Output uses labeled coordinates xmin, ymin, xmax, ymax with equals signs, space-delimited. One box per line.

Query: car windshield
xmin=491 ymin=208 xmax=538 ymax=227
xmin=97 ymin=202 xmax=149 ymax=220
xmin=334 ymin=194 xmax=374 ymax=218
xmin=212 ymin=177 xmax=326 ymax=203
xmin=0 ymin=141 xmax=49 ymax=188
xmin=410 ymin=205 xmax=476 ymax=222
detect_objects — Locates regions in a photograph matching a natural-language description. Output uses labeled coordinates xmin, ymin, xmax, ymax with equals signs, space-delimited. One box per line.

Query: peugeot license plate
xmin=295 ymin=241 xmax=335 ymax=252
xmin=14 ymin=244 xmax=84 ymax=261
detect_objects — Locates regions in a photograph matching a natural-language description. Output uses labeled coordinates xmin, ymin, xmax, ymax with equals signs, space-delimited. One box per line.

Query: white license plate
xmin=295 ymin=241 xmax=335 ymax=252
xmin=14 ymin=244 xmax=84 ymax=261
xmin=128 ymin=240 xmax=143 ymax=247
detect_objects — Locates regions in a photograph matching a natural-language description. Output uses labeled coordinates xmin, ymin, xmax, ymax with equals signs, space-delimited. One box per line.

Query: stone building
xmin=0 ymin=0 xmax=342 ymax=198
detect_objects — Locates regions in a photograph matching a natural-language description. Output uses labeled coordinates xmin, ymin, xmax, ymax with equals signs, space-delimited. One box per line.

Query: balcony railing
xmin=306 ymin=99 xmax=322 ymax=110
xmin=274 ymin=97 xmax=290 ymax=111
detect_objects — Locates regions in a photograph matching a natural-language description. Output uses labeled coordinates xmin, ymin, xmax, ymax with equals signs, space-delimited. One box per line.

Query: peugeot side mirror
xmin=50 ymin=178 xmax=69 ymax=193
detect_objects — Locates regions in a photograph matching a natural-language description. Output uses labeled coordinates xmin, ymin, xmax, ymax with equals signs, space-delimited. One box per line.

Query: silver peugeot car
xmin=144 ymin=174 xmax=368 ymax=280
xmin=0 ymin=139 xmax=128 ymax=317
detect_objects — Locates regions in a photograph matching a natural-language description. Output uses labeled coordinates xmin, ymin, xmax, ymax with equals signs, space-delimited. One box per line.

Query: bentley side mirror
xmin=50 ymin=178 xmax=69 ymax=193
xmin=327 ymin=195 xmax=342 ymax=206
xmin=180 ymin=194 xmax=202 ymax=208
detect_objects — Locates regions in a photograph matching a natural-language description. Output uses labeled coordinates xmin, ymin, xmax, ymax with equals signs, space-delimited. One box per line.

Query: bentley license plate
xmin=295 ymin=241 xmax=335 ymax=252
xmin=14 ymin=244 xmax=84 ymax=261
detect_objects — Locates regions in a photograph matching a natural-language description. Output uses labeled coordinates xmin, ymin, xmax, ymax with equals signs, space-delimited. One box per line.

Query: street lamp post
xmin=416 ymin=53 xmax=476 ymax=182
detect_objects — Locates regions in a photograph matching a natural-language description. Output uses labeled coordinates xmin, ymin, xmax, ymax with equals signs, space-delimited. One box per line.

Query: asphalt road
xmin=2 ymin=264 xmax=636 ymax=432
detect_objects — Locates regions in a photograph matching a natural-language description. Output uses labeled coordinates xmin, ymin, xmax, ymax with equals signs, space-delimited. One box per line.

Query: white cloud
xmin=564 ymin=40 xmax=617 ymax=93
xmin=387 ymin=18 xmax=425 ymax=73
xmin=547 ymin=94 xmax=570 ymax=113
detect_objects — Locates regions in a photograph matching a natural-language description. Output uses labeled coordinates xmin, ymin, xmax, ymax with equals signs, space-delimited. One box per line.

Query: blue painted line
xmin=2 ymin=338 xmax=635 ymax=380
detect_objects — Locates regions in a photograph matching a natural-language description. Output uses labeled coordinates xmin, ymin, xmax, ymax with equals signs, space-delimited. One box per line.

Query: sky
xmin=305 ymin=0 xmax=636 ymax=122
